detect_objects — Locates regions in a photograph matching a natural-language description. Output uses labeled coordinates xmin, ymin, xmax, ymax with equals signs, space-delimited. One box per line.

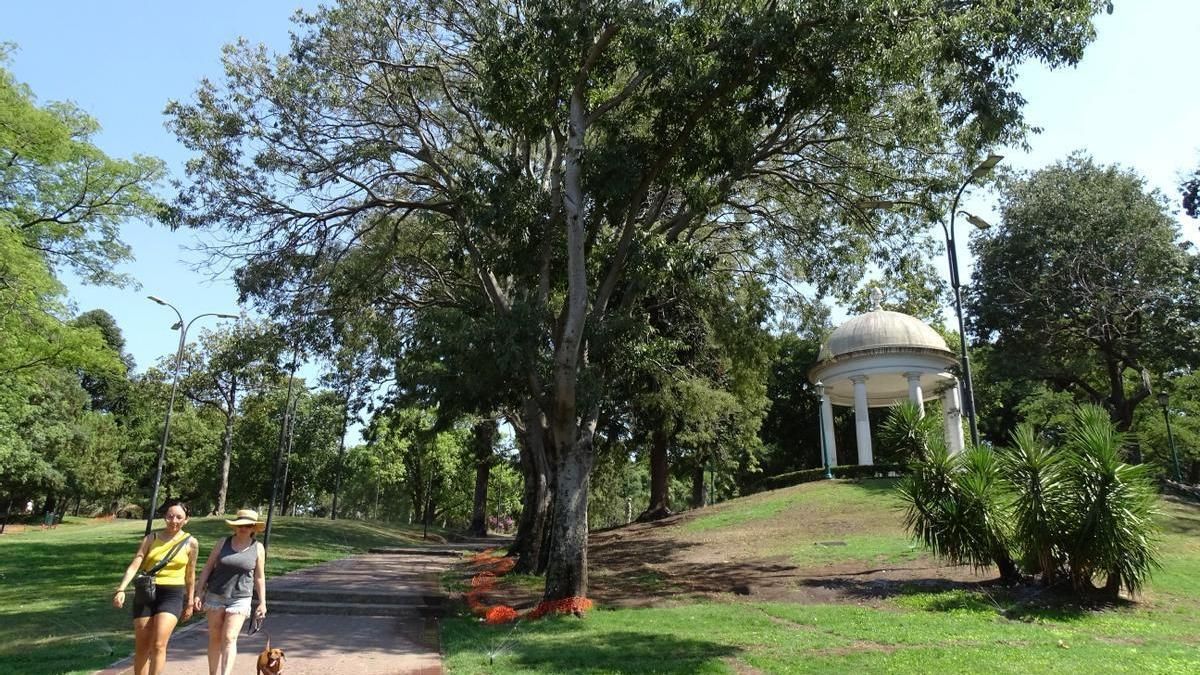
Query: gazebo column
xmin=905 ymin=372 xmax=925 ymax=418
xmin=942 ymin=383 xmax=965 ymax=454
xmin=820 ymin=389 xmax=838 ymax=467
xmin=851 ymin=375 xmax=874 ymax=465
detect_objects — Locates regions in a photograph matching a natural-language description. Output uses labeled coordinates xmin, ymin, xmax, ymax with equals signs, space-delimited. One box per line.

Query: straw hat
xmin=225 ymin=509 xmax=266 ymax=532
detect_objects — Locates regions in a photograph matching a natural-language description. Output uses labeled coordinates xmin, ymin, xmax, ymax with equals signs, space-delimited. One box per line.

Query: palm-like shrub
xmin=898 ymin=442 xmax=959 ymax=556
xmin=1001 ymin=424 xmax=1068 ymax=584
xmin=956 ymin=447 xmax=1019 ymax=581
xmin=880 ymin=401 xmax=941 ymax=465
xmin=898 ymin=441 xmax=1020 ymax=582
xmin=899 ymin=404 xmax=1160 ymax=596
xmin=1061 ymin=405 xmax=1160 ymax=598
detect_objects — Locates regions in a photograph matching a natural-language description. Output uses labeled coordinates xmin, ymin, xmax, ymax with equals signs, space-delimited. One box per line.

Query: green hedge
xmin=752 ymin=463 xmax=907 ymax=493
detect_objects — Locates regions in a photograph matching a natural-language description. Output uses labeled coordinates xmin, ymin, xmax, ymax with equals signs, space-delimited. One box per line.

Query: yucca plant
xmin=900 ymin=404 xmax=1162 ymax=596
xmin=1001 ymin=424 xmax=1068 ymax=584
xmin=957 ymin=447 xmax=1020 ymax=582
xmin=1061 ymin=405 xmax=1161 ymax=598
xmin=898 ymin=441 xmax=958 ymax=555
xmin=897 ymin=440 xmax=1021 ymax=583
xmin=879 ymin=401 xmax=942 ymax=465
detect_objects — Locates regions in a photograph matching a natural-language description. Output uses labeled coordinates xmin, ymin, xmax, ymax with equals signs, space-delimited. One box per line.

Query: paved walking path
xmin=94 ymin=546 xmax=484 ymax=675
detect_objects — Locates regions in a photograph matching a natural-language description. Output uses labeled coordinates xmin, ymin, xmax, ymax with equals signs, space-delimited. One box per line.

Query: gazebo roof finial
xmin=869 ymin=286 xmax=884 ymax=312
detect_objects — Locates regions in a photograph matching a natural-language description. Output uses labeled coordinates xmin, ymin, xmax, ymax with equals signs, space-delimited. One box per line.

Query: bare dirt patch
xmin=586 ymin=482 xmax=995 ymax=608
xmin=467 ymin=480 xmax=998 ymax=611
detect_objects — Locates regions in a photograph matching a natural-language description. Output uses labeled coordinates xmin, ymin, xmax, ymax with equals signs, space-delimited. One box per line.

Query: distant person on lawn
xmin=194 ymin=508 xmax=268 ymax=675
xmin=112 ymin=501 xmax=198 ymax=675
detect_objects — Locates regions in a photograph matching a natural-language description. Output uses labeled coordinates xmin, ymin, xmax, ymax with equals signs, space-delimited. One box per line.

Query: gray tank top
xmin=207 ymin=537 xmax=257 ymax=598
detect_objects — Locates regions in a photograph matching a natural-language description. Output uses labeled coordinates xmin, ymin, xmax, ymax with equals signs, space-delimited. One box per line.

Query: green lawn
xmin=443 ymin=486 xmax=1200 ymax=674
xmin=0 ymin=515 xmax=440 ymax=675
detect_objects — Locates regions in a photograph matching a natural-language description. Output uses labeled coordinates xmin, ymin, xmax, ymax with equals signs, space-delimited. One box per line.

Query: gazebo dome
xmin=810 ymin=291 xmax=960 ymax=410
xmin=818 ymin=309 xmax=952 ymax=361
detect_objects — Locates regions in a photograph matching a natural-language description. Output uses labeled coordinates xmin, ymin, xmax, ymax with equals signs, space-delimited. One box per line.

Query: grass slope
xmin=682 ymin=478 xmax=922 ymax=566
xmin=444 ymin=480 xmax=1200 ymax=674
xmin=0 ymin=515 xmax=439 ymax=675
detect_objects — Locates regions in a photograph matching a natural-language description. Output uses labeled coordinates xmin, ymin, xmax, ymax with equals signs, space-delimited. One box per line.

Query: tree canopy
xmin=967 ymin=155 xmax=1200 ymax=454
xmin=1 ymin=54 xmax=163 ymax=510
xmin=164 ymin=0 xmax=1112 ymax=599
xmin=1 ymin=49 xmax=164 ymax=286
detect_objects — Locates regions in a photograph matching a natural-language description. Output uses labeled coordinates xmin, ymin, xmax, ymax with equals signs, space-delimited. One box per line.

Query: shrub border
xmin=751 ymin=463 xmax=907 ymax=493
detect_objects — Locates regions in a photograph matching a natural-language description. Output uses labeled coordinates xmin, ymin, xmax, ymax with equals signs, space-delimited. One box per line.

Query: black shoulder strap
xmin=145 ymin=534 xmax=192 ymax=576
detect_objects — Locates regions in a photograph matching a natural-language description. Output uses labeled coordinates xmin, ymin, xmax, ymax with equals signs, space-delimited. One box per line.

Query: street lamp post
xmin=941 ymin=154 xmax=1002 ymax=448
xmin=852 ymin=155 xmax=1001 ymax=448
xmin=815 ymin=381 xmax=833 ymax=479
xmin=1157 ymin=391 xmax=1183 ymax=483
xmin=144 ymin=297 xmax=238 ymax=536
xmin=263 ymin=349 xmax=300 ymax=551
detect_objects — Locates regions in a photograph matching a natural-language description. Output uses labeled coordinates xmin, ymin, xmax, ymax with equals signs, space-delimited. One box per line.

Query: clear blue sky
xmin=4 ymin=1 xmax=1199 ymax=373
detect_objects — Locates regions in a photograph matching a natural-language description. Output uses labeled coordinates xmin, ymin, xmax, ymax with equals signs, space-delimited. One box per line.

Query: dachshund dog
xmin=256 ymin=635 xmax=286 ymax=675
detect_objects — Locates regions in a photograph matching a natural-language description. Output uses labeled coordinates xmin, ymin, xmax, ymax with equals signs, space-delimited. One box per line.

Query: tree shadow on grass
xmin=588 ymin=536 xmax=805 ymax=605
xmin=798 ymin=573 xmax=1138 ymax=626
xmin=839 ymin=478 xmax=901 ymax=496
xmin=452 ymin=622 xmax=742 ymax=674
xmin=999 ymin=586 xmax=1135 ymax=624
xmin=796 ymin=574 xmax=1001 ymax=603
xmin=1159 ymin=495 xmax=1200 ymax=536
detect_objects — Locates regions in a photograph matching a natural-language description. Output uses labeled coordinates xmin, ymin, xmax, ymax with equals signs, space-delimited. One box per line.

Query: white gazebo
xmin=809 ymin=291 xmax=964 ymax=466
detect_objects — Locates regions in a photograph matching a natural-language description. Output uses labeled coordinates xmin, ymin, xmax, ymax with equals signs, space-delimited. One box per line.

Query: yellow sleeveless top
xmin=141 ymin=531 xmax=191 ymax=586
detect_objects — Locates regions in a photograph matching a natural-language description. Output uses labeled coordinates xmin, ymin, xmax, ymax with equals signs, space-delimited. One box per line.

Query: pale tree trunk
xmin=536 ymin=488 xmax=555 ymax=575
xmin=541 ymin=73 xmax=594 ymax=601
xmin=214 ymin=379 xmax=237 ymax=515
xmin=543 ymin=425 xmax=596 ymax=600
xmin=469 ymin=418 xmax=496 ymax=536
xmin=536 ymin=19 xmax=626 ymax=602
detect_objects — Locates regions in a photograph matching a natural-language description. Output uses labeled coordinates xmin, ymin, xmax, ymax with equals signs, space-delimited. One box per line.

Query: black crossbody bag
xmin=132 ymin=534 xmax=191 ymax=604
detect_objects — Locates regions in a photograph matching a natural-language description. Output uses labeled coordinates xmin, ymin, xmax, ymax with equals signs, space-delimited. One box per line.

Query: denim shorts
xmin=202 ymin=592 xmax=252 ymax=615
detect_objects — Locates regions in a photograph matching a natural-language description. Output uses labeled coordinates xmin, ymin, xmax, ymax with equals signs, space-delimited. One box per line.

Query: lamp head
xmin=170 ymin=321 xmax=183 ymax=331
xmin=147 ymin=295 xmax=168 ymax=306
xmin=814 ymin=380 xmax=824 ymax=396
xmin=217 ymin=313 xmax=240 ymax=320
xmin=970 ymin=154 xmax=1004 ymax=178
xmin=1158 ymin=391 xmax=1169 ymax=408
xmin=958 ymin=211 xmax=992 ymax=230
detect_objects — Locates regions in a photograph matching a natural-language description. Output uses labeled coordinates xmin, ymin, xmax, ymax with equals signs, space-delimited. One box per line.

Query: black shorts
xmin=131 ymin=584 xmax=187 ymax=619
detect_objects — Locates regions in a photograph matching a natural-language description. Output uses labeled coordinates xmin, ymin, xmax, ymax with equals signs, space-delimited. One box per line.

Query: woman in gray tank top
xmin=194 ymin=509 xmax=267 ymax=675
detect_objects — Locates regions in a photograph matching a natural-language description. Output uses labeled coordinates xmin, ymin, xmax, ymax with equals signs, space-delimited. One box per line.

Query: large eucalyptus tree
xmin=165 ymin=0 xmax=1111 ymax=601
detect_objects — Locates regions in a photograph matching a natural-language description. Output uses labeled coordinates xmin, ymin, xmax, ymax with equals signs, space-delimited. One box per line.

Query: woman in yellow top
xmin=112 ymin=501 xmax=199 ymax=675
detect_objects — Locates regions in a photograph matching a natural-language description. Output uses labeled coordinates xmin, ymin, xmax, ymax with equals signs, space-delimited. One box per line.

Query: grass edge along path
xmin=442 ymin=597 xmax=1200 ymax=674
xmin=0 ymin=515 xmax=444 ymax=675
